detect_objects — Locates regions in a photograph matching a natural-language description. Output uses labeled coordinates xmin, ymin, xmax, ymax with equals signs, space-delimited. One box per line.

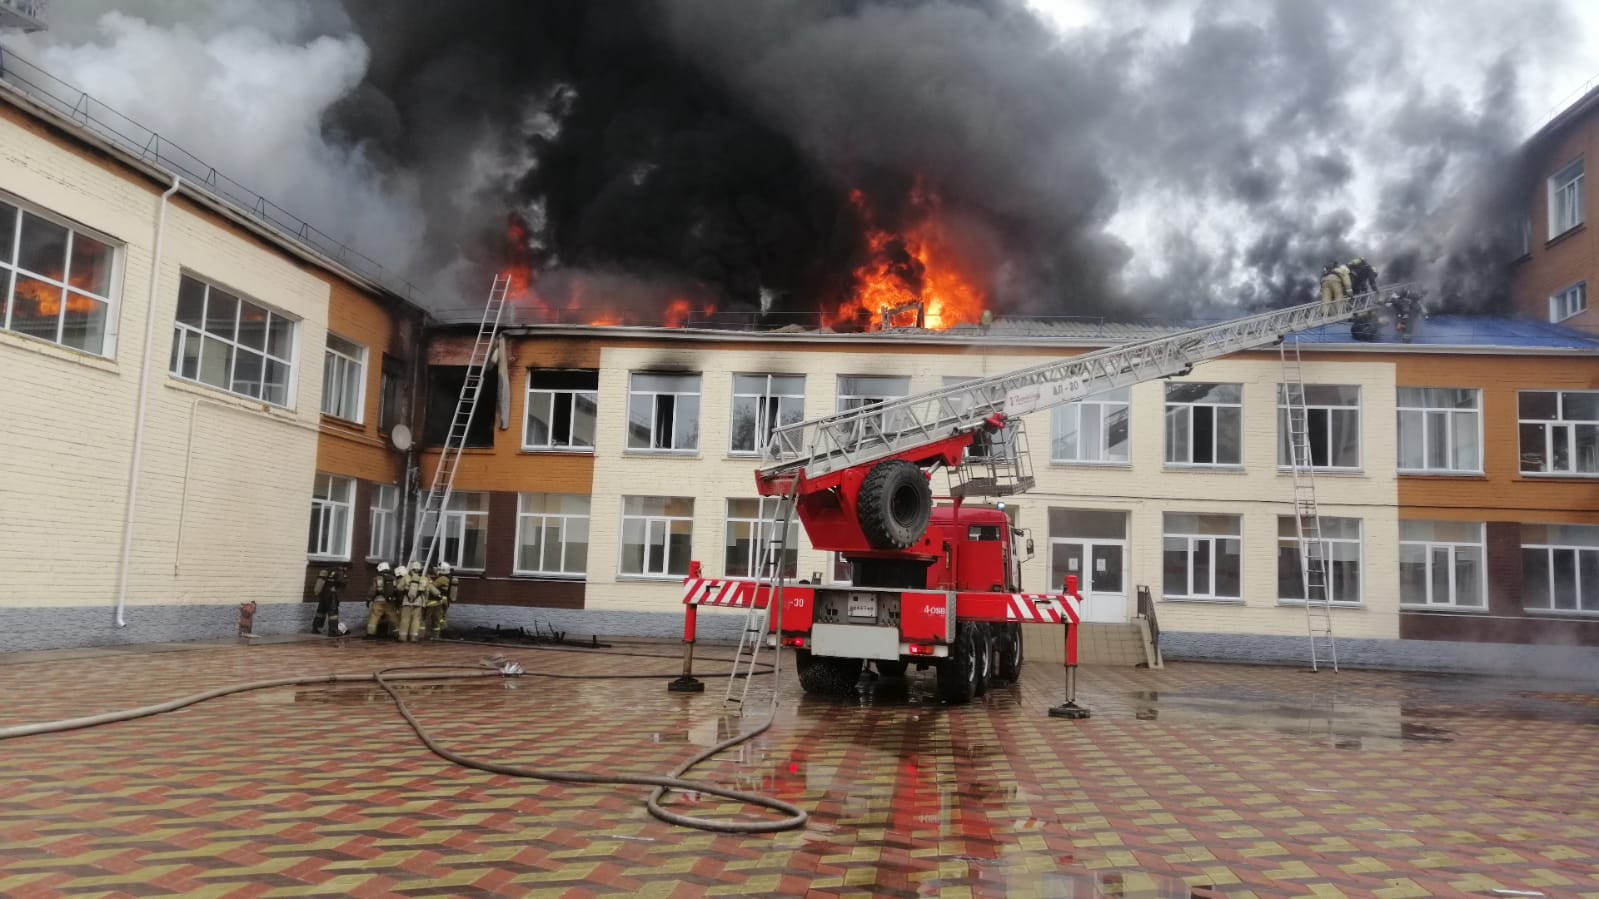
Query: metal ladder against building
xmin=1280 ymin=339 xmax=1338 ymax=673
xmin=406 ymin=274 xmax=512 ymax=570
xmin=725 ymin=480 xmax=801 ymax=709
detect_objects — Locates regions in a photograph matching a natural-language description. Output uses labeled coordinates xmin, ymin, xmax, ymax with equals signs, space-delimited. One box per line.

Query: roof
xmin=1286 ymin=314 xmax=1599 ymax=351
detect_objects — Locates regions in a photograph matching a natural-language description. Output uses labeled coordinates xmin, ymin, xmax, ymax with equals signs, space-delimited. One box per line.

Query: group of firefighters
xmin=309 ymin=561 xmax=458 ymax=642
xmin=1318 ymin=256 xmax=1380 ymax=306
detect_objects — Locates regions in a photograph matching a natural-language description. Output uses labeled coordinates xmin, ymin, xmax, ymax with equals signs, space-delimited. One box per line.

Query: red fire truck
xmin=677 ymin=293 xmax=1382 ymax=706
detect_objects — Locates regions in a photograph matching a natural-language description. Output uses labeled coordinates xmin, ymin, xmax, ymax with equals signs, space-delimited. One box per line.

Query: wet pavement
xmin=1 ymin=638 xmax=1597 ymax=898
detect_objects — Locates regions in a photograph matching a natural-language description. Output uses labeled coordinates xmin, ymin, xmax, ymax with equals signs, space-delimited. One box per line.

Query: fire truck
xmin=679 ymin=293 xmax=1383 ymax=704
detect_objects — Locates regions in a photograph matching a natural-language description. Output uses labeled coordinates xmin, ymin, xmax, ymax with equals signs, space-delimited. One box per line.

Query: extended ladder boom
xmin=759 ymin=291 xmax=1390 ymax=486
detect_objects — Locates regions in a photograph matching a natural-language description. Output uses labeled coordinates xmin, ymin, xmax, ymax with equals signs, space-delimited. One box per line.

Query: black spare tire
xmin=857 ymin=460 xmax=933 ymax=549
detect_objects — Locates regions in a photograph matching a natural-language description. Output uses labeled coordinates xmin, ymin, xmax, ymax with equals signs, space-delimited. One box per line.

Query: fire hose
xmin=0 ymin=654 xmax=807 ymax=835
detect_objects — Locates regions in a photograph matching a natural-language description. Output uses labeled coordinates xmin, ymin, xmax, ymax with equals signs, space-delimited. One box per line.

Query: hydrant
xmin=238 ymin=601 xmax=257 ymax=636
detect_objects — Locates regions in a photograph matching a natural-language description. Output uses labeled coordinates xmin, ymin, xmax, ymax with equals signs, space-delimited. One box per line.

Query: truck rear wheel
xmin=857 ymin=460 xmax=932 ymax=549
xmin=973 ymin=624 xmax=992 ymax=697
xmin=795 ymin=650 xmax=862 ymax=696
xmin=936 ymin=624 xmax=979 ymax=704
xmin=994 ymin=623 xmax=1023 ymax=684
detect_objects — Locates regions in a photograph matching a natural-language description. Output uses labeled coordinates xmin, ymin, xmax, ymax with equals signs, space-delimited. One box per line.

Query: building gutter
xmin=114 ymin=174 xmax=181 ymax=628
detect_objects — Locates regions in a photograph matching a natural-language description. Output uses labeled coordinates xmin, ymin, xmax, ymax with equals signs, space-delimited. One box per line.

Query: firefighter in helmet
xmin=397 ymin=562 xmax=430 ymax=643
xmin=311 ymin=566 xmax=346 ymax=636
xmin=1346 ymin=257 xmax=1379 ymax=296
xmin=425 ymin=562 xmax=457 ymax=639
xmin=366 ymin=561 xmax=400 ymax=638
xmin=1319 ymin=260 xmax=1352 ymax=307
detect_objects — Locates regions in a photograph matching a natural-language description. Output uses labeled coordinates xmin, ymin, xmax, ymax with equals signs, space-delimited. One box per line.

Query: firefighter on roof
xmin=1347 ymin=257 xmax=1379 ymax=296
xmin=1319 ymin=260 xmax=1352 ymax=307
xmin=366 ymin=561 xmax=399 ymax=638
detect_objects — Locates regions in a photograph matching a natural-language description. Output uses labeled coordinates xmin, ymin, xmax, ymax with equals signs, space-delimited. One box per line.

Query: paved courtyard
xmin=1 ymin=636 xmax=1597 ymax=898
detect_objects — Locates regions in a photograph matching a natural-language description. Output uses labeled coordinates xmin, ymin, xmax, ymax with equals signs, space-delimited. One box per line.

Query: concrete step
xmin=1020 ymin=621 xmax=1158 ymax=667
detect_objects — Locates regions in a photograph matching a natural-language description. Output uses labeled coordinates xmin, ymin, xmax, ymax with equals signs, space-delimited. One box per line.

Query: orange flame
xmin=826 ymin=182 xmax=987 ymax=331
xmin=12 ymin=269 xmax=99 ymax=318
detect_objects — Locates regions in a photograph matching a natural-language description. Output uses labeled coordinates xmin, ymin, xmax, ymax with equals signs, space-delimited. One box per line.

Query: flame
xmin=12 ymin=270 xmax=99 ymax=318
xmin=826 ymin=182 xmax=988 ymax=331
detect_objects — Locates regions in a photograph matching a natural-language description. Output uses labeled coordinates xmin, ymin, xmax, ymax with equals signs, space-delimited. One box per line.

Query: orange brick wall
xmin=316 ymin=281 xmax=415 ymax=485
xmin=1513 ymin=110 xmax=1599 ymax=333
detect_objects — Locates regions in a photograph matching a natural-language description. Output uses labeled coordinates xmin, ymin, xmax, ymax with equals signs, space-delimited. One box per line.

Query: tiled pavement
xmin=2 ymin=638 xmax=1597 ymax=898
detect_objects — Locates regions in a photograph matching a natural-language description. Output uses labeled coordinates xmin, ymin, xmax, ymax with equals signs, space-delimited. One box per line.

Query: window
xmin=1397 ymin=388 xmax=1481 ymax=473
xmin=1550 ymin=282 xmax=1587 ymax=322
xmin=435 ymin=492 xmax=488 ymax=570
xmin=724 ymin=498 xmax=799 ymax=578
xmin=423 ymin=365 xmax=496 ymax=448
xmin=1519 ymin=391 xmax=1599 ymax=476
xmin=321 ymin=333 xmax=367 ymax=422
xmin=1164 ymin=383 xmax=1241 ymax=466
xmin=170 ymin=275 xmax=294 ymax=405
xmin=308 ymin=473 xmax=354 ymax=560
xmin=1522 ymin=524 xmax=1599 ymax=612
xmin=515 ymin=493 xmax=590 ymax=576
xmin=731 ymin=374 xmax=805 ymax=455
xmin=627 ymin=373 xmax=700 ymax=452
xmin=1514 ymin=214 xmax=1531 ymax=258
xmin=1278 ymin=385 xmax=1361 ymax=470
xmin=837 ymin=375 xmax=913 ymax=435
xmin=831 ymin=553 xmax=854 ymax=584
xmin=1549 ymin=158 xmax=1585 ymax=238
xmin=378 ymin=355 xmax=408 ymax=433
xmin=1399 ymin=521 xmax=1485 ymax=609
xmin=620 ymin=496 xmax=694 ymax=577
xmin=368 ymin=484 xmax=399 ymax=561
xmin=1052 ymin=386 xmax=1130 ymax=463
xmin=1277 ymin=517 xmax=1362 ymax=605
xmin=0 ymin=200 xmax=118 ymax=355
xmin=1162 ymin=513 xmax=1242 ymax=600
xmin=525 ymin=369 xmax=598 ymax=451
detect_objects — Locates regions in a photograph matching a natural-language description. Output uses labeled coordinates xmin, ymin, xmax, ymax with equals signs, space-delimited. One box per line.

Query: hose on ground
xmin=0 ymin=655 xmax=806 ymax=834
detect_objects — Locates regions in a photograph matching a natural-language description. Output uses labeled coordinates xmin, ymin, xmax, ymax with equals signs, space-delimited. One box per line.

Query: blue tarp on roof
xmin=1285 ymin=315 xmax=1599 ymax=350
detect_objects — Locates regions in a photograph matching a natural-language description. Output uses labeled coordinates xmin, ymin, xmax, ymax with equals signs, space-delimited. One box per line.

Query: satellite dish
xmin=390 ymin=424 xmax=413 ymax=452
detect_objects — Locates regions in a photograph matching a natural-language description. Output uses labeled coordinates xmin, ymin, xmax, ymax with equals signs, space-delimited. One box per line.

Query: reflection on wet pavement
xmin=2 ymin=640 xmax=1598 ymax=897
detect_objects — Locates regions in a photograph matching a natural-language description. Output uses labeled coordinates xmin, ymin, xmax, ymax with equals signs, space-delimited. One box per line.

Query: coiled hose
xmin=0 ymin=653 xmax=807 ymax=834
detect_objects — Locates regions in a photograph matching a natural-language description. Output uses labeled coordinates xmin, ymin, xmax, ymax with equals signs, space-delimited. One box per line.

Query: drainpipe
xmin=114 ymin=174 xmax=182 ymax=628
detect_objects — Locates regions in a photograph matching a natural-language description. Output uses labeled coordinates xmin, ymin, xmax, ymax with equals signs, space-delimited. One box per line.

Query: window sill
xmin=1051 ymin=460 xmax=1132 ymax=469
xmin=1517 ymin=472 xmax=1599 ymax=481
xmin=321 ymin=413 xmax=365 ymax=429
xmin=520 ymin=447 xmax=596 ymax=455
xmin=1399 ymin=604 xmax=1490 ymax=614
xmin=307 ymin=555 xmax=352 ymax=564
xmin=1163 ymin=464 xmax=1246 ymax=473
xmin=1523 ymin=607 xmax=1599 ymax=618
xmin=621 ymin=450 xmax=702 ymax=459
xmin=1276 ymin=600 xmax=1363 ymax=610
xmin=1545 ymin=221 xmax=1586 ymax=249
xmin=511 ymin=572 xmax=586 ymax=580
xmin=420 ymin=446 xmax=497 ymax=453
xmin=618 ymin=574 xmax=689 ymax=583
xmin=1160 ymin=596 xmax=1244 ymax=604
xmin=0 ymin=328 xmax=118 ymax=370
xmin=1398 ymin=470 xmax=1487 ymax=478
xmin=168 ymin=378 xmax=307 ymax=425
xmin=1275 ymin=467 xmax=1365 ymax=477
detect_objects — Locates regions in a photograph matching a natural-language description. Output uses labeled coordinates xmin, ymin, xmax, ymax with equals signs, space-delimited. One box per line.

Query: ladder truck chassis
xmin=672 ymin=292 xmax=1386 ymax=710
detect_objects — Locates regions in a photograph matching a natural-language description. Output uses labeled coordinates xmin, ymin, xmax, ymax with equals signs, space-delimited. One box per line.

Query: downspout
xmin=114 ymin=174 xmax=182 ymax=628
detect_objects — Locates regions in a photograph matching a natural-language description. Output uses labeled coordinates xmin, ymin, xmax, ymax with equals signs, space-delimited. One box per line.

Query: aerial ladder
xmin=407 ymin=274 xmax=511 ymax=571
xmin=675 ymin=291 xmax=1386 ymax=708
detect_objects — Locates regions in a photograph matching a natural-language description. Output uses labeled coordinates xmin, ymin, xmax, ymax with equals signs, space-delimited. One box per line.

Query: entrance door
xmin=1050 ymin=539 xmax=1128 ymax=623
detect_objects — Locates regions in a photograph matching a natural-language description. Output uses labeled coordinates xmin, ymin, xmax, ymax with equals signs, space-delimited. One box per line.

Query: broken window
xmin=525 ymin=369 xmax=598 ymax=450
xmin=424 ymin=365 xmax=497 ymax=448
xmin=1278 ymin=385 xmax=1361 ymax=469
xmin=1164 ymin=383 xmax=1241 ymax=466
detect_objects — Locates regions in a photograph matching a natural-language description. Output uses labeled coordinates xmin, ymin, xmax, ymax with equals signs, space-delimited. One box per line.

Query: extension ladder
xmin=725 ymin=479 xmax=800 ymax=709
xmin=1280 ymin=340 xmax=1338 ymax=673
xmin=407 ymin=274 xmax=511 ymax=570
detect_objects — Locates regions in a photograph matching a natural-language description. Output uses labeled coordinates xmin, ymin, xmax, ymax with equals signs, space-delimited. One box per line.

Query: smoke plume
xmin=0 ymin=0 xmax=1584 ymax=321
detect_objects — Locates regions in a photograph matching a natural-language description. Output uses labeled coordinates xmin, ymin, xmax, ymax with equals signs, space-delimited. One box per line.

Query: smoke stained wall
xmin=0 ymin=0 xmax=1582 ymax=320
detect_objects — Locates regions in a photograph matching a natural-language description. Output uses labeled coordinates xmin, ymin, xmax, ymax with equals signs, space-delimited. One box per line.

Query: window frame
xmin=837 ymin=374 xmax=913 ymax=434
xmin=619 ymin=496 xmax=696 ymax=579
xmin=723 ymin=497 xmax=799 ymax=579
xmin=1398 ymin=521 xmax=1487 ymax=610
xmin=169 ymin=273 xmax=297 ymax=407
xmin=513 ymin=493 xmax=591 ymax=578
xmin=1548 ymin=157 xmax=1585 ymax=239
xmin=1550 ymin=281 xmax=1587 ymax=323
xmin=1277 ymin=516 xmax=1364 ymax=606
xmin=729 ymin=373 xmax=806 ymax=457
xmin=1277 ymin=384 xmax=1362 ymax=472
xmin=1396 ymin=387 xmax=1482 ymax=475
xmin=367 ymin=483 xmax=399 ymax=562
xmin=1518 ymin=390 xmax=1599 ymax=477
xmin=308 ymin=473 xmax=355 ymax=561
xmin=1161 ymin=513 xmax=1243 ymax=602
xmin=1164 ymin=382 xmax=1243 ymax=468
xmin=0 ymin=197 xmax=122 ymax=357
xmin=321 ymin=332 xmax=367 ymax=423
xmin=1051 ymin=386 xmax=1131 ymax=465
xmin=436 ymin=491 xmax=489 ymax=572
xmin=523 ymin=369 xmax=599 ymax=452
xmin=1521 ymin=524 xmax=1599 ymax=614
xmin=626 ymin=372 xmax=702 ymax=453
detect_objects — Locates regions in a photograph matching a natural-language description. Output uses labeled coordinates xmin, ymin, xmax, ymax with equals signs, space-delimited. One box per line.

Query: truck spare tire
xmin=857 ymin=459 xmax=932 ymax=549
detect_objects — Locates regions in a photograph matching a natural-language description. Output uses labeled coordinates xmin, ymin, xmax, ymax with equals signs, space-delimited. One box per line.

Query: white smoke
xmin=0 ymin=3 xmax=428 ymax=286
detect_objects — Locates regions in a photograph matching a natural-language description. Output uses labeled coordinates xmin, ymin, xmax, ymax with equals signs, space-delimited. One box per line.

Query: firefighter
xmin=1347 ymin=257 xmax=1379 ymax=296
xmin=366 ymin=561 xmax=400 ymax=638
xmin=426 ymin=562 xmax=457 ymax=639
xmin=397 ymin=562 xmax=430 ymax=643
xmin=311 ymin=566 xmax=346 ymax=635
xmin=1318 ymin=260 xmax=1351 ymax=307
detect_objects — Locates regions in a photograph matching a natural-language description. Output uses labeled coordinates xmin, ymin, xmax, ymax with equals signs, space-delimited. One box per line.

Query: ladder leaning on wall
xmin=407 ymin=274 xmax=511 ymax=571
xmin=1280 ymin=338 xmax=1339 ymax=672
